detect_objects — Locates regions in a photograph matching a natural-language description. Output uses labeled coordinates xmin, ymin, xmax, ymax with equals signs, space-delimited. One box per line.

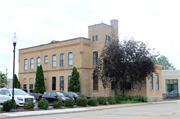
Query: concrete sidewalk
xmin=0 ymin=100 xmax=178 ymax=119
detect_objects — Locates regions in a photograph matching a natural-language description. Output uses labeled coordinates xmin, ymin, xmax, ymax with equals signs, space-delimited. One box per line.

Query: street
xmin=6 ymin=102 xmax=180 ymax=119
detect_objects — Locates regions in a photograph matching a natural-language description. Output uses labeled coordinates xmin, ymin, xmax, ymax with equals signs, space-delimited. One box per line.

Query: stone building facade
xmin=18 ymin=19 xmax=163 ymax=101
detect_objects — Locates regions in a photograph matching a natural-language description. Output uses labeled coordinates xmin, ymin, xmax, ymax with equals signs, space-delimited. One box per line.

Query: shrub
xmin=97 ymin=97 xmax=107 ymax=105
xmin=114 ymin=93 xmax=123 ymax=103
xmin=142 ymin=96 xmax=148 ymax=102
xmin=23 ymin=101 xmax=35 ymax=109
xmin=3 ymin=100 xmax=17 ymax=111
xmin=53 ymin=100 xmax=63 ymax=108
xmin=107 ymin=96 xmax=116 ymax=104
xmin=77 ymin=98 xmax=87 ymax=107
xmin=64 ymin=99 xmax=74 ymax=108
xmin=88 ymin=99 xmax=98 ymax=106
xmin=38 ymin=100 xmax=49 ymax=110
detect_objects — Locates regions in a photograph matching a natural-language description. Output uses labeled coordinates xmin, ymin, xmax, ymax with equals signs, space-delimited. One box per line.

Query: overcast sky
xmin=0 ymin=0 xmax=180 ymax=79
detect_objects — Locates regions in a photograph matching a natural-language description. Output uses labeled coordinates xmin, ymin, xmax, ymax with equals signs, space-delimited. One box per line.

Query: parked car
xmin=23 ymin=89 xmax=42 ymax=100
xmin=65 ymin=92 xmax=87 ymax=103
xmin=0 ymin=88 xmax=36 ymax=106
xmin=41 ymin=91 xmax=73 ymax=105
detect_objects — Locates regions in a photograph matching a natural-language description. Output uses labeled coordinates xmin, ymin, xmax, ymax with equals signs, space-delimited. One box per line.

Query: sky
xmin=0 ymin=0 xmax=180 ymax=79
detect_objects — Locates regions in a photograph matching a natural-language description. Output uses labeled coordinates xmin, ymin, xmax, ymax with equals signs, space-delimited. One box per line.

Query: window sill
xmin=44 ymin=62 xmax=48 ymax=64
xmin=125 ymin=90 xmax=131 ymax=91
xmin=93 ymin=90 xmax=99 ymax=92
xmin=150 ymin=89 xmax=154 ymax=91
xmin=60 ymin=66 xmax=64 ymax=67
xmin=156 ymin=89 xmax=159 ymax=91
xmin=68 ymin=65 xmax=73 ymax=67
xmin=52 ymin=67 xmax=56 ymax=68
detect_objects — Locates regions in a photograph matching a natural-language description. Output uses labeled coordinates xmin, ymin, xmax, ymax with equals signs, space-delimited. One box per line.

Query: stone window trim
xmin=44 ymin=55 xmax=48 ymax=64
xmin=24 ymin=59 xmax=28 ymax=70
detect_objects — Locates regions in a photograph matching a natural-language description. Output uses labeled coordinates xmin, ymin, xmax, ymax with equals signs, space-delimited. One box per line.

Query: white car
xmin=0 ymin=88 xmax=36 ymax=106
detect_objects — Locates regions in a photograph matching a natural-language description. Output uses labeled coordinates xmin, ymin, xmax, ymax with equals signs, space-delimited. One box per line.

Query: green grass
xmin=121 ymin=100 xmax=144 ymax=104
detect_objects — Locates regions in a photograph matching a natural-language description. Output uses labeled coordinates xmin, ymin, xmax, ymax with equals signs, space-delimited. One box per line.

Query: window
xmin=150 ymin=75 xmax=153 ymax=90
xmin=68 ymin=52 xmax=73 ymax=66
xmin=60 ymin=76 xmax=64 ymax=90
xmin=96 ymin=35 xmax=98 ymax=41
xmin=52 ymin=55 xmax=56 ymax=67
xmin=136 ymin=80 xmax=141 ymax=89
xmin=29 ymin=84 xmax=33 ymax=89
xmin=60 ymin=54 xmax=64 ymax=66
xmin=37 ymin=57 xmax=40 ymax=67
xmin=44 ymin=56 xmax=48 ymax=63
xmin=111 ymin=81 xmax=115 ymax=90
xmin=93 ymin=78 xmax=98 ymax=90
xmin=105 ymin=35 xmax=108 ymax=41
xmin=93 ymin=51 xmax=98 ymax=65
xmin=68 ymin=76 xmax=71 ymax=87
xmin=166 ymin=79 xmax=178 ymax=96
xmin=30 ymin=58 xmax=34 ymax=69
xmin=156 ymin=75 xmax=159 ymax=90
xmin=126 ymin=75 xmax=131 ymax=90
xmin=23 ymin=84 xmax=27 ymax=89
xmin=52 ymin=77 xmax=56 ymax=90
xmin=24 ymin=59 xmax=27 ymax=70
xmin=108 ymin=36 xmax=110 ymax=40
xmin=92 ymin=36 xmax=95 ymax=41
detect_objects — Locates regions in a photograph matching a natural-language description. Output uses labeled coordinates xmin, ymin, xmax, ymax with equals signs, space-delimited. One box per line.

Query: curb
xmin=0 ymin=101 xmax=178 ymax=119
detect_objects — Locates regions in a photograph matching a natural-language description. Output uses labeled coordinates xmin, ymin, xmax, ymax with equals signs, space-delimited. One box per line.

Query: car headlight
xmin=17 ymin=97 xmax=23 ymax=101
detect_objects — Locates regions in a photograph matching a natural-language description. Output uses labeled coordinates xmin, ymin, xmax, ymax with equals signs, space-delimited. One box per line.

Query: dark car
xmin=65 ymin=92 xmax=87 ymax=103
xmin=42 ymin=91 xmax=73 ymax=105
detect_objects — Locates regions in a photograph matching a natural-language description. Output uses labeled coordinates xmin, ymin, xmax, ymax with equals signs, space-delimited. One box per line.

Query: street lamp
xmin=10 ymin=33 xmax=18 ymax=112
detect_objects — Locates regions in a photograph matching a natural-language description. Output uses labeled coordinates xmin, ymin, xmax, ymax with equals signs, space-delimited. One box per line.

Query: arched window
xmin=52 ymin=77 xmax=56 ymax=90
xmin=52 ymin=55 xmax=56 ymax=67
xmin=37 ymin=57 xmax=40 ymax=67
xmin=44 ymin=55 xmax=48 ymax=63
xmin=24 ymin=59 xmax=27 ymax=70
xmin=156 ymin=75 xmax=159 ymax=90
xmin=60 ymin=76 xmax=64 ymax=90
xmin=68 ymin=52 xmax=73 ymax=66
xmin=60 ymin=53 xmax=64 ymax=66
xmin=30 ymin=58 xmax=34 ymax=69
xmin=93 ymin=51 xmax=98 ymax=65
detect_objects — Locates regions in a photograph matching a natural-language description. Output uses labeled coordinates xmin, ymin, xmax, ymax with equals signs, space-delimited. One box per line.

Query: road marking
xmin=136 ymin=111 xmax=180 ymax=119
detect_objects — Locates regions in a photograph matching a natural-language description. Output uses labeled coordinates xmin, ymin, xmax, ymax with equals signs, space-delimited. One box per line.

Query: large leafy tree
xmin=35 ymin=65 xmax=46 ymax=94
xmin=68 ymin=67 xmax=80 ymax=92
xmin=93 ymin=37 xmax=159 ymax=95
xmin=152 ymin=55 xmax=176 ymax=70
xmin=14 ymin=74 xmax=20 ymax=88
xmin=0 ymin=71 xmax=8 ymax=88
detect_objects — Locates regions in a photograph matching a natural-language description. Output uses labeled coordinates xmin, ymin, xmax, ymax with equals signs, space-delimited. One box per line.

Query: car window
xmin=69 ymin=92 xmax=74 ymax=97
xmin=51 ymin=92 xmax=57 ymax=97
xmin=10 ymin=90 xmax=28 ymax=95
xmin=43 ymin=92 xmax=51 ymax=96
xmin=4 ymin=90 xmax=10 ymax=96
xmin=75 ymin=92 xmax=84 ymax=96
xmin=0 ymin=90 xmax=6 ymax=95
xmin=56 ymin=92 xmax=64 ymax=97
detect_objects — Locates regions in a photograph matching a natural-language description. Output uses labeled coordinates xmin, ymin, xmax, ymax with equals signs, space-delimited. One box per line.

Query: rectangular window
xmin=93 ymin=78 xmax=98 ymax=90
xmin=68 ymin=52 xmax=73 ymax=66
xmin=68 ymin=76 xmax=71 ymax=87
xmin=96 ymin=35 xmax=98 ymax=41
xmin=24 ymin=59 xmax=27 ymax=70
xmin=108 ymin=36 xmax=110 ymax=40
xmin=30 ymin=58 xmax=34 ymax=69
xmin=150 ymin=75 xmax=153 ymax=90
xmin=92 ymin=36 xmax=95 ymax=41
xmin=44 ymin=56 xmax=48 ymax=63
xmin=37 ymin=57 xmax=40 ymax=67
xmin=105 ymin=35 xmax=107 ymax=41
xmin=93 ymin=51 xmax=98 ymax=65
xmin=166 ymin=79 xmax=178 ymax=96
xmin=156 ymin=75 xmax=159 ymax=90
xmin=29 ymin=84 xmax=33 ymax=89
xmin=111 ymin=81 xmax=115 ymax=90
xmin=52 ymin=55 xmax=56 ymax=67
xmin=52 ymin=77 xmax=56 ymax=90
xmin=126 ymin=75 xmax=131 ymax=90
xmin=60 ymin=76 xmax=64 ymax=90
xmin=60 ymin=54 xmax=64 ymax=66
xmin=23 ymin=84 xmax=27 ymax=89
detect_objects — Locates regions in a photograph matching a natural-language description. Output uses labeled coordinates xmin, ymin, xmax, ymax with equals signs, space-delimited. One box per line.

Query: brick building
xmin=18 ymin=19 xmax=163 ymax=101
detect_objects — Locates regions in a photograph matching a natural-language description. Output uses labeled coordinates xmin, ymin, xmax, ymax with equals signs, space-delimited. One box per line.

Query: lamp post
xmin=10 ymin=33 xmax=18 ymax=112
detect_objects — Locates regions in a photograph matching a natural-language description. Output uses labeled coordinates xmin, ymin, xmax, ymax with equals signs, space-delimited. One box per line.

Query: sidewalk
xmin=0 ymin=100 xmax=178 ymax=119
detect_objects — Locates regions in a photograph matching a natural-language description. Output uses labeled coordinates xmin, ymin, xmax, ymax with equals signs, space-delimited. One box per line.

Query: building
xmin=18 ymin=19 xmax=163 ymax=101
xmin=162 ymin=70 xmax=180 ymax=98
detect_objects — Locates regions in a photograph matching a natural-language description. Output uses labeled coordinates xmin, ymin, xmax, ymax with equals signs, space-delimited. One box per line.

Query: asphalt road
xmin=6 ymin=102 xmax=180 ymax=119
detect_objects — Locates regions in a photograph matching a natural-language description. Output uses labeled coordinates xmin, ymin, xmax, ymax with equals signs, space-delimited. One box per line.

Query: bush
xmin=64 ymin=99 xmax=74 ymax=108
xmin=77 ymin=98 xmax=87 ymax=107
xmin=38 ymin=100 xmax=49 ymax=110
xmin=3 ymin=100 xmax=17 ymax=111
xmin=114 ymin=93 xmax=123 ymax=103
xmin=23 ymin=101 xmax=35 ymax=109
xmin=53 ymin=100 xmax=63 ymax=108
xmin=97 ymin=97 xmax=107 ymax=105
xmin=88 ymin=99 xmax=98 ymax=106
xmin=107 ymin=96 xmax=116 ymax=104
xmin=142 ymin=96 xmax=148 ymax=102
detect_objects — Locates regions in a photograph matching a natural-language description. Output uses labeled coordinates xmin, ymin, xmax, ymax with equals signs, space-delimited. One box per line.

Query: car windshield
xmin=75 ymin=92 xmax=84 ymax=96
xmin=62 ymin=93 xmax=68 ymax=97
xmin=10 ymin=90 xmax=28 ymax=95
xmin=56 ymin=92 xmax=65 ymax=97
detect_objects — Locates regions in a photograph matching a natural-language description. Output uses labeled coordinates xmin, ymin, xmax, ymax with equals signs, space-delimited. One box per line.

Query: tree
xmin=0 ymin=71 xmax=8 ymax=88
xmin=35 ymin=65 xmax=46 ymax=94
xmin=152 ymin=55 xmax=176 ymax=70
xmin=14 ymin=74 xmax=20 ymax=88
xmin=93 ymin=37 xmax=159 ymax=95
xmin=68 ymin=67 xmax=80 ymax=92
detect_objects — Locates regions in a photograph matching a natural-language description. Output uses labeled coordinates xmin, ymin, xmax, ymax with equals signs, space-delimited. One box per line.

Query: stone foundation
xmin=162 ymin=93 xmax=166 ymax=98
xmin=148 ymin=96 xmax=163 ymax=102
